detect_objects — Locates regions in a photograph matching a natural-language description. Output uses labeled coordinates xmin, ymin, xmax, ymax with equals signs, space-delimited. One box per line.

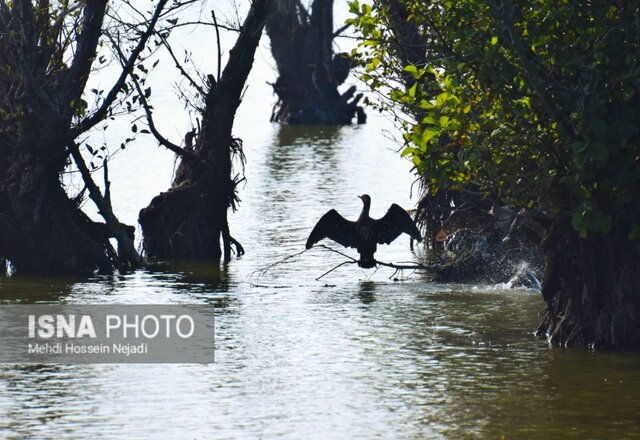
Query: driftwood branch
xmin=313 ymin=245 xmax=439 ymax=280
xmin=316 ymin=244 xmax=358 ymax=262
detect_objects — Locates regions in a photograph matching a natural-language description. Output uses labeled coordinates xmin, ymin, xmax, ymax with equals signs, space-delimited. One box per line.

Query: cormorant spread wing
xmin=306 ymin=209 xmax=359 ymax=249
xmin=375 ymin=204 xmax=422 ymax=245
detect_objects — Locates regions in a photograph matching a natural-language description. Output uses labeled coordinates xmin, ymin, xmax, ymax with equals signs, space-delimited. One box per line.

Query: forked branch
xmin=251 ymin=244 xmax=439 ymax=281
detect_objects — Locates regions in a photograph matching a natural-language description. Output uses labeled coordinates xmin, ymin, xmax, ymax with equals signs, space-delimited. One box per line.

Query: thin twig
xmin=316 ymin=244 xmax=358 ymax=262
xmin=316 ymin=261 xmax=356 ymax=281
xmin=249 ymin=248 xmax=309 ymax=279
xmin=250 ymin=243 xmax=438 ymax=282
xmin=106 ymin=32 xmax=205 ymax=164
xmin=156 ymin=30 xmax=206 ymax=96
xmin=333 ymin=22 xmax=351 ymax=39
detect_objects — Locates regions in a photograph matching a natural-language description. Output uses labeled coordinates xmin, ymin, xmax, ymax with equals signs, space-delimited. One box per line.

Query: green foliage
xmin=350 ymin=0 xmax=640 ymax=239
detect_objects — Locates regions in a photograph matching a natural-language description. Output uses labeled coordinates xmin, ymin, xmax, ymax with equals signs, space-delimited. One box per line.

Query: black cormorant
xmin=306 ymin=194 xmax=422 ymax=268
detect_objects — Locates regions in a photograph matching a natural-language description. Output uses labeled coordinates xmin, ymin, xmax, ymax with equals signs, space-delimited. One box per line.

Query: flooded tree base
xmin=537 ymin=221 xmax=640 ymax=349
xmin=139 ymin=0 xmax=269 ymax=262
xmin=0 ymin=182 xmax=117 ymax=274
xmin=272 ymin=88 xmax=366 ymax=125
xmin=139 ymin=184 xmax=216 ymax=260
xmin=267 ymin=0 xmax=366 ymax=125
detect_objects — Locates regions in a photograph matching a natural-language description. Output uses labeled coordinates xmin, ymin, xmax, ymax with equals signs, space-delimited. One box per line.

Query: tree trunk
xmin=267 ymin=0 xmax=365 ymax=124
xmin=0 ymin=0 xmax=144 ymax=274
xmin=138 ymin=0 xmax=270 ymax=261
xmin=537 ymin=221 xmax=640 ymax=348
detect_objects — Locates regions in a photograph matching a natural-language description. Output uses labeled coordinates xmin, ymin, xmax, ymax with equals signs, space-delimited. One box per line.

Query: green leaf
xmin=421 ymin=126 xmax=440 ymax=143
xmin=401 ymin=146 xmax=416 ymax=157
xmin=419 ymin=99 xmax=435 ymax=109
xmin=421 ymin=115 xmax=438 ymax=125
xmin=408 ymin=82 xmax=418 ymax=98
xmin=436 ymin=92 xmax=449 ymax=107
xmin=404 ymin=65 xmax=420 ymax=80
xmin=571 ymin=209 xmax=585 ymax=233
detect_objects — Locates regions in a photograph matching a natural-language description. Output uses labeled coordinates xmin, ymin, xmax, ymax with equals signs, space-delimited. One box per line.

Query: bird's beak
xmin=358 ymin=195 xmax=363 ymax=200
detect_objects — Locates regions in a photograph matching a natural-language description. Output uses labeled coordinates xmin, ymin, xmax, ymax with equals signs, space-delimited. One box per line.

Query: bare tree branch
xmin=68 ymin=142 xmax=142 ymax=266
xmin=61 ymin=0 xmax=108 ymax=117
xmin=211 ymin=9 xmax=222 ymax=82
xmin=155 ymin=30 xmax=206 ymax=96
xmin=72 ymin=0 xmax=169 ymax=136
xmin=106 ymin=32 xmax=205 ymax=164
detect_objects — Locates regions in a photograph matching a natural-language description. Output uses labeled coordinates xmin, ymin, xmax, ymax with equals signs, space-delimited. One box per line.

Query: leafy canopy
xmin=349 ymin=0 xmax=640 ymax=240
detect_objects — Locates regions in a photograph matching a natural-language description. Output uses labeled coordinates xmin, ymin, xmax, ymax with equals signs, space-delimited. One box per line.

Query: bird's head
xmin=358 ymin=194 xmax=371 ymax=205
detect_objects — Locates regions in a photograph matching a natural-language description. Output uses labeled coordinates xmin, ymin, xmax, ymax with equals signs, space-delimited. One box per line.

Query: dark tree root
xmin=229 ymin=235 xmax=245 ymax=256
xmin=221 ymin=227 xmax=245 ymax=261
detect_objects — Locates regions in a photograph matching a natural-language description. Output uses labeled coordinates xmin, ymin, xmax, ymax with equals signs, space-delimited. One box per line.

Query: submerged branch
xmin=376 ymin=260 xmax=440 ymax=271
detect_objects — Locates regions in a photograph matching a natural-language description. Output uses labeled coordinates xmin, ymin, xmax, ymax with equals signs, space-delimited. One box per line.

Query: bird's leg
xmin=366 ymin=265 xmax=381 ymax=280
xmin=388 ymin=268 xmax=400 ymax=280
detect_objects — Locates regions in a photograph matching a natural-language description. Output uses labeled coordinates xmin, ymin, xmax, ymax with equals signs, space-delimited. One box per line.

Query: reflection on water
xmin=1 ymin=66 xmax=640 ymax=440
xmin=0 ymin=277 xmax=78 ymax=304
xmin=267 ymin=125 xmax=345 ymax=185
xmin=357 ymin=281 xmax=377 ymax=304
xmin=274 ymin=124 xmax=344 ymax=147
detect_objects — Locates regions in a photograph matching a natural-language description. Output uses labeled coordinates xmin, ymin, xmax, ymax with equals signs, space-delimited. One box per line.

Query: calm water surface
xmin=1 ymin=17 xmax=640 ymax=440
